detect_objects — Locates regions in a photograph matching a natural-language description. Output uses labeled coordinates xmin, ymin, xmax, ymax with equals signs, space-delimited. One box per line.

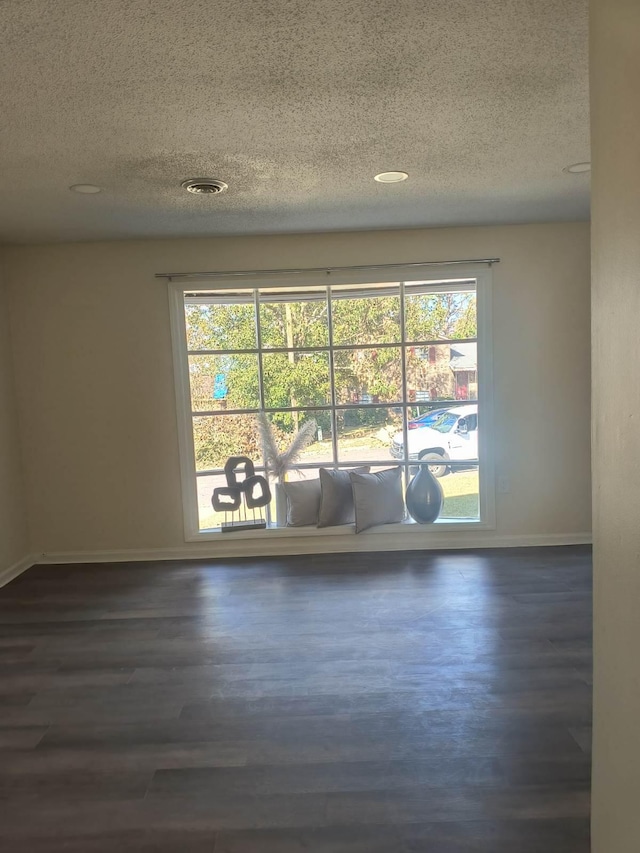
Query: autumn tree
xmin=184 ymin=288 xmax=476 ymax=467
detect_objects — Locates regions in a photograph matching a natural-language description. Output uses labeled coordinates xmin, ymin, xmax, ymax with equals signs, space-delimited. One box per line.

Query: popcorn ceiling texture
xmin=0 ymin=0 xmax=589 ymax=244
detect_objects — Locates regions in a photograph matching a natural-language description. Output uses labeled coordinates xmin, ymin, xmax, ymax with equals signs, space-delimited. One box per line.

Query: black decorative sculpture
xmin=224 ymin=456 xmax=255 ymax=487
xmin=212 ymin=456 xmax=271 ymax=532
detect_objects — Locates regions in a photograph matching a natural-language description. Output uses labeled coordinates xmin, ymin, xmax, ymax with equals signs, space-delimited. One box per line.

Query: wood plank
xmin=0 ymin=546 xmax=592 ymax=851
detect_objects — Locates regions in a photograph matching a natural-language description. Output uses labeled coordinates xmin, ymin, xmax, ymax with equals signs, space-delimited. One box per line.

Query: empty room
xmin=0 ymin=1 xmax=638 ymax=851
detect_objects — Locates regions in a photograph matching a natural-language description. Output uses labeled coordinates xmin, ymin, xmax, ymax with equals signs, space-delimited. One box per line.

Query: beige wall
xmin=591 ymin=1 xmax=640 ymax=849
xmin=0 ymin=267 xmax=29 ymax=577
xmin=2 ymin=221 xmax=591 ymax=557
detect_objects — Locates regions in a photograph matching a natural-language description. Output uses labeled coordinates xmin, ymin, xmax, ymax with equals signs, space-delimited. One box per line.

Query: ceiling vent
xmin=181 ymin=178 xmax=228 ymax=195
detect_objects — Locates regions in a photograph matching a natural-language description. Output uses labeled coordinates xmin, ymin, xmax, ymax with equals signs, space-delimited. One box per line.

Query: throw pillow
xmin=317 ymin=466 xmax=370 ymax=527
xmin=350 ymin=467 xmax=405 ymax=533
xmin=282 ymin=478 xmax=322 ymax=527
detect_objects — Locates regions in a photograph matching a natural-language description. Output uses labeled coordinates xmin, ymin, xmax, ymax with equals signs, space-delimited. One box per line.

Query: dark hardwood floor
xmin=0 ymin=546 xmax=592 ymax=851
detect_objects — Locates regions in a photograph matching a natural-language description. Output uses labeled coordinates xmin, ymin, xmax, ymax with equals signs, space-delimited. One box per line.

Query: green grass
xmin=298 ymin=428 xmax=391 ymax=458
xmin=439 ymin=469 xmax=480 ymax=518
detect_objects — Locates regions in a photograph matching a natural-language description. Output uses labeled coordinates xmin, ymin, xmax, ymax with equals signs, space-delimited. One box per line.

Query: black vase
xmin=405 ymin=465 xmax=443 ymax=523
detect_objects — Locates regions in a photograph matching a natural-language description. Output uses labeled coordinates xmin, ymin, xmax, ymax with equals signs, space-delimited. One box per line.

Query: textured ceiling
xmin=0 ymin=0 xmax=589 ymax=244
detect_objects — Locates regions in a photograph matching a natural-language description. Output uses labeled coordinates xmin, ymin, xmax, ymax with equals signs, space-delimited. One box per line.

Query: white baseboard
xmin=469 ymin=533 xmax=593 ymax=548
xmin=35 ymin=532 xmax=592 ymax=565
xmin=0 ymin=553 xmax=37 ymax=587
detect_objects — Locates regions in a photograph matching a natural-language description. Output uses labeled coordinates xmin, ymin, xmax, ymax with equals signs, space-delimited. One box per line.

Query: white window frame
xmin=169 ymin=264 xmax=495 ymax=542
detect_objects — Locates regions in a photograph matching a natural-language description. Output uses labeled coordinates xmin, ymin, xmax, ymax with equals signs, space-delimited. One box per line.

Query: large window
xmin=170 ymin=267 xmax=493 ymax=537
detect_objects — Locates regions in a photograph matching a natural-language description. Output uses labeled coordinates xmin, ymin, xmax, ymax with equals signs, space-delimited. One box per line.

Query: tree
xmin=453 ymin=298 xmax=477 ymax=339
xmin=404 ymin=291 xmax=476 ymax=340
xmin=185 ymin=287 xmax=477 ymax=467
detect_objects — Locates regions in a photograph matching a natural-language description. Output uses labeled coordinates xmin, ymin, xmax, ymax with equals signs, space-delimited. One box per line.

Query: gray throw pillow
xmin=282 ymin=478 xmax=322 ymax=527
xmin=317 ymin=466 xmax=370 ymax=527
xmin=350 ymin=467 xmax=405 ymax=533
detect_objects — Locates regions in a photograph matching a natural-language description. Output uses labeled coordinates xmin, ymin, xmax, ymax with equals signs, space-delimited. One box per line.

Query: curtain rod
xmin=155 ymin=258 xmax=500 ymax=281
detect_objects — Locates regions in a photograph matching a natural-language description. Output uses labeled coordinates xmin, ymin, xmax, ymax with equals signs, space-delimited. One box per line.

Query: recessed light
xmin=181 ymin=178 xmax=228 ymax=195
xmin=374 ymin=171 xmax=409 ymax=183
xmin=563 ymin=162 xmax=591 ymax=174
xmin=69 ymin=184 xmax=102 ymax=194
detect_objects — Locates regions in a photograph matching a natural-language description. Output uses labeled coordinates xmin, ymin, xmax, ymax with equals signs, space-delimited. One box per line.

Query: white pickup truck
xmin=390 ymin=403 xmax=478 ymax=477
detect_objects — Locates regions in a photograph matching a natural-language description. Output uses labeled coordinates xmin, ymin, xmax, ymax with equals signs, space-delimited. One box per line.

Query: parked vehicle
xmin=390 ymin=404 xmax=478 ymax=477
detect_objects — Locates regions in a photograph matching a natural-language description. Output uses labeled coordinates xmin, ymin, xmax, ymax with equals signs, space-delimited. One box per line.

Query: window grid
xmin=195 ymin=459 xmax=479 ymax=478
xmin=187 ymin=283 xmax=479 ymax=525
xmin=192 ymin=402 xmax=479 ymax=418
xmin=326 ymin=286 xmax=340 ymax=473
xmin=187 ymin=337 xmax=477 ymax=357
xmin=252 ymin=288 xmax=271 ymax=525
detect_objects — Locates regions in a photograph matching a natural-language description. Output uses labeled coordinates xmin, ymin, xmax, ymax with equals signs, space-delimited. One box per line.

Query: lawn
xmin=439 ymin=469 xmax=480 ymax=519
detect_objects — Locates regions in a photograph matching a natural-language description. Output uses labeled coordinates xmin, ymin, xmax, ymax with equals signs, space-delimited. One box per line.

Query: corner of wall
xmin=0 ymin=249 xmax=33 ymax=584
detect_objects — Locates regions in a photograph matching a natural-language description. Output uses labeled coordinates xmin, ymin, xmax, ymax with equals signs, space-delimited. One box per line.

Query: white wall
xmin=591 ymin=0 xmax=640 ymax=849
xmin=2 ymin=222 xmax=591 ymax=559
xmin=0 ymin=266 xmax=29 ymax=579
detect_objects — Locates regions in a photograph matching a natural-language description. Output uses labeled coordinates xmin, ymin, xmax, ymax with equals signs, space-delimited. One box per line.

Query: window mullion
xmin=186 ymin=338 xmax=476 ymax=357
xmin=253 ymin=289 xmax=272 ymax=526
xmin=254 ymin=289 xmax=265 ymax=409
xmin=399 ymin=281 xmax=410 ymax=493
xmin=326 ymin=285 xmax=339 ymax=468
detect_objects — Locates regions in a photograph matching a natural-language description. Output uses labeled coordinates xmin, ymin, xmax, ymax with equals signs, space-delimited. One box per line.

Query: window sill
xmin=188 ymin=516 xmax=493 ymax=542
